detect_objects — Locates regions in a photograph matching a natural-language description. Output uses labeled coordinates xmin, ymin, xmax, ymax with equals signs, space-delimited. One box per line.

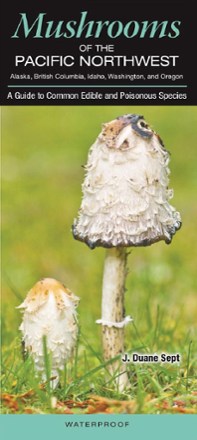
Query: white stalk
xmin=101 ymin=247 xmax=130 ymax=391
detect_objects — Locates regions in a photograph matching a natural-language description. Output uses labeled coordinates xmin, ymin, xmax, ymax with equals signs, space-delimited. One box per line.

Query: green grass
xmin=1 ymin=106 xmax=197 ymax=414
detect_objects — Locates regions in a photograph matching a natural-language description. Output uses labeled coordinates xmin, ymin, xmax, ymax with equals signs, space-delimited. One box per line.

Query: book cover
xmin=1 ymin=0 xmax=196 ymax=438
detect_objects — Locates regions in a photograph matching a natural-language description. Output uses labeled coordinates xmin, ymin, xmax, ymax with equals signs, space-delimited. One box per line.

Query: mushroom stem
xmin=101 ymin=247 xmax=130 ymax=391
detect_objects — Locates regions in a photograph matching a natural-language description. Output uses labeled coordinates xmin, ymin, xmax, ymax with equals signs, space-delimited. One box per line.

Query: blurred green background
xmin=2 ymin=106 xmax=197 ymax=356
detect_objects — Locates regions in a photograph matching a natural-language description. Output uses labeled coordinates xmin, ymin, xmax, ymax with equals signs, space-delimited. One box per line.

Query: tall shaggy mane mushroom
xmin=73 ymin=114 xmax=181 ymax=390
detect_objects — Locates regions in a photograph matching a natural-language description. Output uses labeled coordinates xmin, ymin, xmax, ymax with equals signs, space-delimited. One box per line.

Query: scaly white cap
xmin=17 ymin=278 xmax=79 ymax=387
xmin=73 ymin=114 xmax=181 ymax=249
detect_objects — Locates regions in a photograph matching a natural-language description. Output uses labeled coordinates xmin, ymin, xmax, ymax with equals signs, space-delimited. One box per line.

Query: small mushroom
xmin=72 ymin=114 xmax=181 ymax=391
xmin=17 ymin=278 xmax=79 ymax=388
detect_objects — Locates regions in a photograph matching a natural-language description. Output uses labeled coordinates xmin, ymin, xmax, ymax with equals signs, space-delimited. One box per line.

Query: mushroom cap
xmin=17 ymin=278 xmax=79 ymax=377
xmin=73 ymin=114 xmax=181 ymax=249
xmin=17 ymin=277 xmax=79 ymax=312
